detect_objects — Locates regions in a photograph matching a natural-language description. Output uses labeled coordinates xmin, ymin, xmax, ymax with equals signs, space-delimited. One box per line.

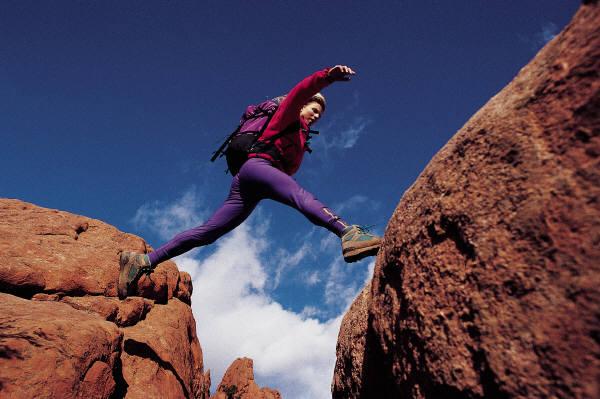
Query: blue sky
xmin=1 ymin=1 xmax=579 ymax=397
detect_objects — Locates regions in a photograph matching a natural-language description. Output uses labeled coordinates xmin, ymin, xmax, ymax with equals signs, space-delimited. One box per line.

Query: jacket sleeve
xmin=260 ymin=68 xmax=334 ymax=140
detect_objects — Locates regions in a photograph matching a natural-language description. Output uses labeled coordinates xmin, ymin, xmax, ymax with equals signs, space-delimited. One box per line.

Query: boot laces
xmin=357 ymin=224 xmax=375 ymax=234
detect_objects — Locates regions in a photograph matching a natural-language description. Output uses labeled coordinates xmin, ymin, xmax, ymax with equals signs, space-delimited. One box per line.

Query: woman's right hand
xmin=328 ymin=65 xmax=356 ymax=81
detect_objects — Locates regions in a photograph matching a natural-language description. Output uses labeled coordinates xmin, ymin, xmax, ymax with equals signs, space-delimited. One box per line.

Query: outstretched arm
xmin=261 ymin=65 xmax=356 ymax=139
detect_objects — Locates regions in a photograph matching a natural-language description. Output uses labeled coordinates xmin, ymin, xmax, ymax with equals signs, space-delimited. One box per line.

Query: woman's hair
xmin=309 ymin=93 xmax=326 ymax=112
xmin=274 ymin=92 xmax=326 ymax=112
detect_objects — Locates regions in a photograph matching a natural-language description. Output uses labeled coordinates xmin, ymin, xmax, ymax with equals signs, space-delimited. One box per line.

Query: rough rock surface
xmin=331 ymin=284 xmax=371 ymax=398
xmin=122 ymin=298 xmax=206 ymax=398
xmin=0 ymin=199 xmax=209 ymax=398
xmin=333 ymin=2 xmax=599 ymax=399
xmin=211 ymin=358 xmax=281 ymax=399
xmin=0 ymin=199 xmax=192 ymax=304
xmin=0 ymin=293 xmax=121 ymax=399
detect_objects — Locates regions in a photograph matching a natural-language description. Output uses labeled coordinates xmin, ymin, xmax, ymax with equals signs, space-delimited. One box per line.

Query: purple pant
xmin=148 ymin=157 xmax=349 ymax=266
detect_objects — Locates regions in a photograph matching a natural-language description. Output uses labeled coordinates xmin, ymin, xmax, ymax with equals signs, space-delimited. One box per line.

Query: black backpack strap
xmin=210 ymin=126 xmax=241 ymax=162
xmin=303 ymin=128 xmax=319 ymax=154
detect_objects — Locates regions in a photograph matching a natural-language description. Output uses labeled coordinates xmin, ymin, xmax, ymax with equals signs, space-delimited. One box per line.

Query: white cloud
xmin=319 ymin=233 xmax=339 ymax=253
xmin=323 ymin=258 xmax=367 ymax=310
xmin=538 ymin=22 xmax=558 ymax=46
xmin=311 ymin=91 xmax=372 ymax=153
xmin=134 ymin=190 xmax=373 ymax=398
xmin=300 ymin=305 xmax=323 ymax=319
xmin=272 ymin=242 xmax=314 ymax=289
xmin=131 ymin=187 xmax=207 ymax=240
xmin=334 ymin=194 xmax=370 ymax=214
xmin=520 ymin=21 xmax=560 ymax=51
xmin=301 ymin=270 xmax=321 ymax=286
xmin=364 ymin=261 xmax=375 ymax=285
xmin=176 ymin=225 xmax=345 ymax=399
xmin=331 ymin=194 xmax=383 ymax=233
xmin=320 ymin=116 xmax=371 ymax=151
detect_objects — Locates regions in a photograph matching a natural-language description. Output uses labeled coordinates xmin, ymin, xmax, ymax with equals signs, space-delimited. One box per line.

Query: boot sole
xmin=343 ymin=244 xmax=380 ymax=263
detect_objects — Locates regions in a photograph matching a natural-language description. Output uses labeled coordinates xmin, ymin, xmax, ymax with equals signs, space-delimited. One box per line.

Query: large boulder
xmin=333 ymin=2 xmax=599 ymax=399
xmin=0 ymin=199 xmax=209 ymax=398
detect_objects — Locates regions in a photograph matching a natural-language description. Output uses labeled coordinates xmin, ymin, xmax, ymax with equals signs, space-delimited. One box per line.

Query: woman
xmin=118 ymin=65 xmax=381 ymax=298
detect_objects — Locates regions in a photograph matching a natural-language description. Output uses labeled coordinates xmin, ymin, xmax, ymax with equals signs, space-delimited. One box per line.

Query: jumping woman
xmin=118 ymin=65 xmax=381 ymax=298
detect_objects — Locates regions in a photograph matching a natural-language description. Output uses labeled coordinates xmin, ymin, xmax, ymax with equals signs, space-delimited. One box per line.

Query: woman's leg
xmin=148 ymin=174 xmax=259 ymax=266
xmin=238 ymin=158 xmax=349 ymax=236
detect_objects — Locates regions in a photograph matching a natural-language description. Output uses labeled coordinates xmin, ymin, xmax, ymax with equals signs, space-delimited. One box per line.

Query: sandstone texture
xmin=0 ymin=199 xmax=192 ymax=304
xmin=333 ymin=2 xmax=599 ymax=399
xmin=331 ymin=284 xmax=371 ymax=397
xmin=0 ymin=199 xmax=209 ymax=398
xmin=0 ymin=293 xmax=121 ymax=399
xmin=211 ymin=358 xmax=281 ymax=399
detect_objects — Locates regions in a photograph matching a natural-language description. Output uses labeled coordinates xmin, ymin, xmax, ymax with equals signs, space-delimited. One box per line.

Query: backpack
xmin=210 ymin=97 xmax=320 ymax=175
xmin=210 ymin=97 xmax=284 ymax=175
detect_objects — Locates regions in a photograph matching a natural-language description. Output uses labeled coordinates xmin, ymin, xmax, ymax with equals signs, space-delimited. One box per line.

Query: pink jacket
xmin=249 ymin=68 xmax=334 ymax=175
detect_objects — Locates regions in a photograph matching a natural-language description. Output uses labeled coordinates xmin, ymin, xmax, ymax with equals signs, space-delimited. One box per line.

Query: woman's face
xmin=300 ymin=101 xmax=323 ymax=126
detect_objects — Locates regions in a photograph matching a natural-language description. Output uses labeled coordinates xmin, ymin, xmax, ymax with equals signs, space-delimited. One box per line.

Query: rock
xmin=331 ymin=284 xmax=371 ymax=398
xmin=0 ymin=198 xmax=190 ymax=303
xmin=122 ymin=298 xmax=206 ymax=398
xmin=116 ymin=297 xmax=155 ymax=327
xmin=0 ymin=199 xmax=211 ymax=398
xmin=32 ymin=292 xmax=120 ymax=321
xmin=31 ymin=293 xmax=155 ymax=327
xmin=211 ymin=358 xmax=281 ymax=399
xmin=176 ymin=271 xmax=194 ymax=305
xmin=135 ymin=261 xmax=181 ymax=304
xmin=333 ymin=3 xmax=600 ymax=399
xmin=79 ymin=359 xmax=118 ymax=399
xmin=0 ymin=293 xmax=122 ymax=399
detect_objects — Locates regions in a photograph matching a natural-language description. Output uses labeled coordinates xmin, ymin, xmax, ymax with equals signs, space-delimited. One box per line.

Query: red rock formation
xmin=0 ymin=199 xmax=209 ymax=398
xmin=211 ymin=358 xmax=281 ymax=399
xmin=333 ymin=2 xmax=599 ymax=399
xmin=0 ymin=293 xmax=121 ymax=399
xmin=331 ymin=285 xmax=371 ymax=397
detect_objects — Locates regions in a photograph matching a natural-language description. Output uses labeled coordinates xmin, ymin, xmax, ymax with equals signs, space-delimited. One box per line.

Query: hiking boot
xmin=341 ymin=225 xmax=382 ymax=263
xmin=118 ymin=251 xmax=153 ymax=299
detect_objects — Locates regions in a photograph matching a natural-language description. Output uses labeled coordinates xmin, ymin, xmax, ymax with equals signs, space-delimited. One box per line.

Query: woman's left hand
xmin=328 ymin=65 xmax=356 ymax=81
